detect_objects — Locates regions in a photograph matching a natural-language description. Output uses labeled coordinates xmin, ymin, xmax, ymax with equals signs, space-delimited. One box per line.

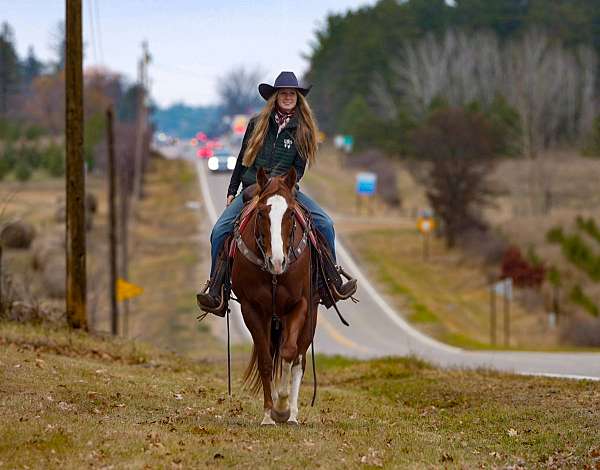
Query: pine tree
xmin=0 ymin=22 xmax=20 ymax=116
xmin=21 ymin=46 xmax=43 ymax=86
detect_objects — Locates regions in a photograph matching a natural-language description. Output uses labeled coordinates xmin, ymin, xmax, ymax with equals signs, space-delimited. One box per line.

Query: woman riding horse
xmin=197 ymin=71 xmax=357 ymax=316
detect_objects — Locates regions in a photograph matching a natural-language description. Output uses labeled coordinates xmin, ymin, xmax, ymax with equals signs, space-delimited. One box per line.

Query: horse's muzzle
xmin=267 ymin=256 xmax=287 ymax=275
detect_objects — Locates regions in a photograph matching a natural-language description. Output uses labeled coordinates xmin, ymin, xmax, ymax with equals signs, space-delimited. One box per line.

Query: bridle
xmin=234 ymin=198 xmax=309 ymax=275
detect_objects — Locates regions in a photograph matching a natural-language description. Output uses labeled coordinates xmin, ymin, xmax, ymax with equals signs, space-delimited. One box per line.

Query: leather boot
xmin=196 ymin=254 xmax=229 ymax=317
xmin=319 ymin=248 xmax=357 ymax=307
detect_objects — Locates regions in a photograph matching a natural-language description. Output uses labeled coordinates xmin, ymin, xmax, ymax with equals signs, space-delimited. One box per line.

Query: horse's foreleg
xmin=288 ymin=356 xmax=303 ymax=424
xmin=271 ymin=359 xmax=292 ymax=423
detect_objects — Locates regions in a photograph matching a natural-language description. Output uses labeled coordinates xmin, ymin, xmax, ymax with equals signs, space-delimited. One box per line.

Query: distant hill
xmin=152 ymin=103 xmax=226 ymax=138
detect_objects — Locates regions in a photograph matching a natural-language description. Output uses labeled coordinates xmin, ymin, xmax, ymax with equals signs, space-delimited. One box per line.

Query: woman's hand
xmin=226 ymin=195 xmax=234 ymax=207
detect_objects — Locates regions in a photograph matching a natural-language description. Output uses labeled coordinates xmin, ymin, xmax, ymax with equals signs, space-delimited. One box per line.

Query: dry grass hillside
xmin=303 ymin=145 xmax=600 ymax=349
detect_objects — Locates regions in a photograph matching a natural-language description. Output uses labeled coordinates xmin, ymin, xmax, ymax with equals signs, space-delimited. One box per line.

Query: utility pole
xmin=133 ymin=40 xmax=150 ymax=201
xmin=65 ymin=0 xmax=87 ymax=329
xmin=106 ymin=107 xmax=118 ymax=336
xmin=120 ymin=156 xmax=130 ymax=337
xmin=490 ymin=283 xmax=496 ymax=346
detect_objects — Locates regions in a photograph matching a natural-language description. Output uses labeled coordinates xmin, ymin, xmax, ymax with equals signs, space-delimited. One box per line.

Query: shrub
xmin=1 ymin=143 xmax=17 ymax=170
xmin=21 ymin=145 xmax=43 ymax=169
xmin=0 ymin=118 xmax=21 ymax=142
xmin=43 ymin=144 xmax=65 ymax=177
xmin=501 ymin=246 xmax=545 ymax=288
xmin=0 ymin=155 xmax=10 ymax=180
xmin=24 ymin=125 xmax=45 ymax=140
xmin=569 ymin=285 xmax=599 ymax=317
xmin=576 ymin=216 xmax=600 ymax=246
xmin=14 ymin=160 xmax=32 ymax=182
xmin=547 ymin=228 xmax=600 ymax=282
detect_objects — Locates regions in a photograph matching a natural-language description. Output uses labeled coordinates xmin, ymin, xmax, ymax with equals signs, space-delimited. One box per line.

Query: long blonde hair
xmin=243 ymin=91 xmax=319 ymax=168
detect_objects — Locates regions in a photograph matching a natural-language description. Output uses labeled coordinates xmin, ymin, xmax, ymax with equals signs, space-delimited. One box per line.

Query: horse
xmin=231 ymin=167 xmax=318 ymax=425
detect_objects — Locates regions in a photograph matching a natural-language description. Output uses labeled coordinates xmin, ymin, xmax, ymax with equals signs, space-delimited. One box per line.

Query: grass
xmin=1 ymin=320 xmax=599 ymax=468
xmin=344 ymin=228 xmax=571 ymax=350
xmin=302 ymin=146 xmax=600 ymax=350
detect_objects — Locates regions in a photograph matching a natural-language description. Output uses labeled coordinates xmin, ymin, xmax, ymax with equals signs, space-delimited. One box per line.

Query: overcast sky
xmin=1 ymin=0 xmax=376 ymax=107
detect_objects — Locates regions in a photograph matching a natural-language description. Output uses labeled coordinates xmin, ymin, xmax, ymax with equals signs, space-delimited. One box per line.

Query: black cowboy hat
xmin=258 ymin=71 xmax=311 ymax=101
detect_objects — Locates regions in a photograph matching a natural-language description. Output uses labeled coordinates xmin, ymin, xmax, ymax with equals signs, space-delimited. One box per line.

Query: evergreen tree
xmin=21 ymin=46 xmax=43 ymax=86
xmin=0 ymin=22 xmax=20 ymax=116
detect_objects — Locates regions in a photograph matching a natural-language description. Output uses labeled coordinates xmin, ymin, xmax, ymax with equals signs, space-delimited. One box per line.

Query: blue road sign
xmin=356 ymin=172 xmax=377 ymax=196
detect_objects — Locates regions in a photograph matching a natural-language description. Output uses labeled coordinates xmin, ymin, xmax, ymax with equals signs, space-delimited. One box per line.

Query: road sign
xmin=333 ymin=134 xmax=354 ymax=152
xmin=417 ymin=216 xmax=435 ymax=234
xmin=356 ymin=172 xmax=377 ymax=196
xmin=116 ymin=278 xmax=143 ymax=302
xmin=494 ymin=278 xmax=513 ymax=300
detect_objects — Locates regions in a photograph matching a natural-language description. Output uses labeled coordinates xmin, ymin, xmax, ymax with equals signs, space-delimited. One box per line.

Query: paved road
xmin=185 ymin=144 xmax=600 ymax=381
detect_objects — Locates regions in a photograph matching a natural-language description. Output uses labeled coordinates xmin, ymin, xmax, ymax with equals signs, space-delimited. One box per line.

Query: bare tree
xmin=378 ymin=29 xmax=599 ymax=158
xmin=385 ymin=30 xmax=503 ymax=119
xmin=217 ymin=65 xmax=265 ymax=117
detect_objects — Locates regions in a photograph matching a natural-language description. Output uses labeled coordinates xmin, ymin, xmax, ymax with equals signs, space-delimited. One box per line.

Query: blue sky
xmin=1 ymin=0 xmax=376 ymax=107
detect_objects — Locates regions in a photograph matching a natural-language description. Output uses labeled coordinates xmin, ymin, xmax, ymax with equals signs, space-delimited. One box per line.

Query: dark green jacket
xmin=227 ymin=113 xmax=307 ymax=197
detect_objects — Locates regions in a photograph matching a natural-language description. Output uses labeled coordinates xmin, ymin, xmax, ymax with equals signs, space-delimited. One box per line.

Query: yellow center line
xmin=317 ymin=314 xmax=370 ymax=354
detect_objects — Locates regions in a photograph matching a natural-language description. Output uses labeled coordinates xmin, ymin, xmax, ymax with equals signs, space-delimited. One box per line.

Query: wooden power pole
xmin=133 ymin=41 xmax=150 ymax=201
xmin=65 ymin=0 xmax=87 ymax=329
xmin=106 ymin=107 xmax=118 ymax=335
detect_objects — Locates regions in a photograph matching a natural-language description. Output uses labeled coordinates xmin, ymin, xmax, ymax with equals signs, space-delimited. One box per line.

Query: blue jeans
xmin=209 ymin=190 xmax=335 ymax=275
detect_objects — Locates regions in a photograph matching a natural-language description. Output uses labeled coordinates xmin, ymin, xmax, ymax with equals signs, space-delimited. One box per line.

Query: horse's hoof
xmin=261 ymin=413 xmax=276 ymax=426
xmin=270 ymin=407 xmax=291 ymax=424
xmin=287 ymin=417 xmax=299 ymax=425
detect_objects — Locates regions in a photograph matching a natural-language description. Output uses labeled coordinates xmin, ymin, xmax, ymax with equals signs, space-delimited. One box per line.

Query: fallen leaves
xmin=360 ymin=448 xmax=383 ymax=467
xmin=507 ymin=428 xmax=518 ymax=437
xmin=57 ymin=401 xmax=76 ymax=411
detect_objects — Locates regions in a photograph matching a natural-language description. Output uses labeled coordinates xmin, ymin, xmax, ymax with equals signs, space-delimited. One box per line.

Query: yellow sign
xmin=116 ymin=278 xmax=143 ymax=302
xmin=417 ymin=217 xmax=435 ymax=234
xmin=317 ymin=131 xmax=326 ymax=143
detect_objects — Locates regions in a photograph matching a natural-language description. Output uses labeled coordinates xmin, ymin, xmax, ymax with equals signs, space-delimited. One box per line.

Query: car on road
xmin=207 ymin=148 xmax=237 ymax=172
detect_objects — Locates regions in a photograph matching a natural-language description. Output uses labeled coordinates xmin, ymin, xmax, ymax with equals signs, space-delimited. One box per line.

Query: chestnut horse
xmin=231 ymin=167 xmax=317 ymax=425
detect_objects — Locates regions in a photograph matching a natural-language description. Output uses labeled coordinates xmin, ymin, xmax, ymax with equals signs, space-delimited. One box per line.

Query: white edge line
xmin=192 ymin=150 xmax=600 ymax=381
xmin=194 ymin=156 xmax=251 ymax=342
xmin=195 ymin=158 xmax=218 ymax=224
xmin=517 ymin=372 xmax=600 ymax=381
xmin=336 ymin=240 xmax=462 ymax=355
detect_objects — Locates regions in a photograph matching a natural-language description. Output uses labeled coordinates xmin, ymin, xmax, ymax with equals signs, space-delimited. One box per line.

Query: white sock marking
xmin=289 ymin=357 xmax=303 ymax=423
xmin=275 ymin=360 xmax=292 ymax=413
xmin=267 ymin=195 xmax=287 ymax=272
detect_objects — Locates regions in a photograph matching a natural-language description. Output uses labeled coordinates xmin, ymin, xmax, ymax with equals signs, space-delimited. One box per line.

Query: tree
xmin=411 ymin=107 xmax=499 ymax=247
xmin=217 ymin=65 xmax=264 ymax=117
xmin=0 ymin=22 xmax=20 ymax=116
xmin=21 ymin=46 xmax=43 ymax=86
xmin=49 ymin=21 xmax=66 ymax=72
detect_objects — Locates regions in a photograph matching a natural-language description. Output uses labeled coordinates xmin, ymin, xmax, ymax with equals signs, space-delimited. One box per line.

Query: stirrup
xmin=329 ymin=279 xmax=357 ymax=301
xmin=196 ymin=284 xmax=226 ymax=317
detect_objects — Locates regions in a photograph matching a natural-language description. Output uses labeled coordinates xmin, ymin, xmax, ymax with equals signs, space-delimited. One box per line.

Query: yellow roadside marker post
xmin=116 ymin=278 xmax=144 ymax=302
xmin=417 ymin=215 xmax=435 ymax=261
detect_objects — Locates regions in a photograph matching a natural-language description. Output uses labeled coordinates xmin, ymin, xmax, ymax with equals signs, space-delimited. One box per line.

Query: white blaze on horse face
xmin=266 ymin=195 xmax=288 ymax=274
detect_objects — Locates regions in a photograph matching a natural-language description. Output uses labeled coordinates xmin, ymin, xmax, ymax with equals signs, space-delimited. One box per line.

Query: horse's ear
xmin=257 ymin=167 xmax=268 ymax=189
xmin=285 ymin=167 xmax=297 ymax=191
